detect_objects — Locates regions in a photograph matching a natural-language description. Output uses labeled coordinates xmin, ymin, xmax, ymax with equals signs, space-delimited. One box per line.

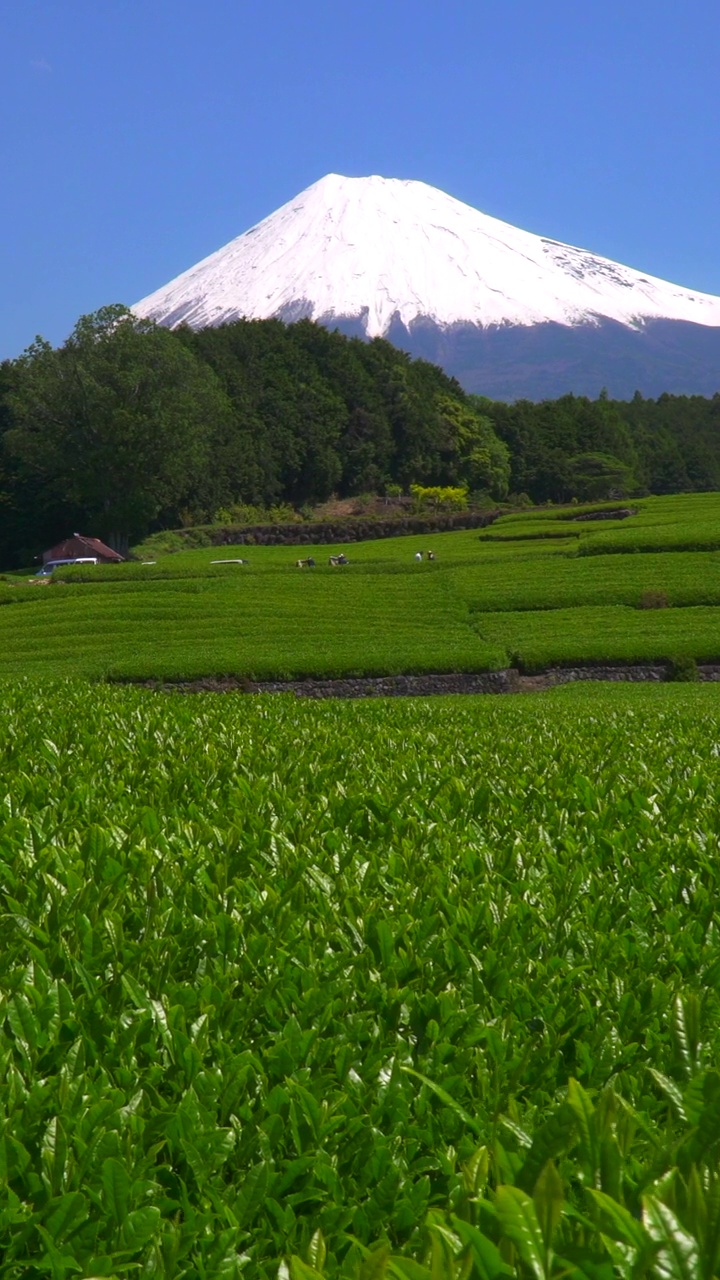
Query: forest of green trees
xmin=1 ymin=304 xmax=719 ymax=565
xmin=486 ymin=386 xmax=720 ymax=504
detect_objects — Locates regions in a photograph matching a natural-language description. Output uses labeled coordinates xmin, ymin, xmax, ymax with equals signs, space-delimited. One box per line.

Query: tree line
xmin=1 ymin=304 xmax=719 ymax=566
xmin=484 ymin=387 xmax=720 ymax=503
xmin=0 ymin=306 xmax=510 ymax=565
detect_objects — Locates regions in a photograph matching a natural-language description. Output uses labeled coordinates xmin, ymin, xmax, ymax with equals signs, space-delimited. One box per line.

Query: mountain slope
xmin=133 ymin=174 xmax=720 ymax=399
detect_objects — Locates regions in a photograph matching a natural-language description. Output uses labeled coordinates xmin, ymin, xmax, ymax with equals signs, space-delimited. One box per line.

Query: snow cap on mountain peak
xmin=133 ymin=173 xmax=720 ymax=336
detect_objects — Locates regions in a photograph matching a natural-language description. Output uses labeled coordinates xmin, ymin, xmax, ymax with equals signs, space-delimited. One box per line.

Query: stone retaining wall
xmin=174 ymin=509 xmax=502 ymax=549
xmin=254 ymin=671 xmax=515 ymax=698
xmin=545 ymin=664 xmax=668 ymax=685
xmin=132 ymin=662 xmax=720 ymax=698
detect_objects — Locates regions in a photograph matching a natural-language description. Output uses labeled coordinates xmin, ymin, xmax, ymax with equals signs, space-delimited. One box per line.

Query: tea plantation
xmin=4 ymin=681 xmax=720 ymax=1277
xmin=5 ymin=493 xmax=720 ymax=1277
xmin=4 ymin=492 xmax=720 ymax=680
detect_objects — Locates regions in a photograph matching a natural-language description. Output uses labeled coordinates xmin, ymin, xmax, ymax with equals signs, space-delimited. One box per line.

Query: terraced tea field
xmin=479 ymin=492 xmax=720 ymax=554
xmin=3 ymin=492 xmax=720 ymax=680
xmin=4 ymin=682 xmax=720 ymax=1276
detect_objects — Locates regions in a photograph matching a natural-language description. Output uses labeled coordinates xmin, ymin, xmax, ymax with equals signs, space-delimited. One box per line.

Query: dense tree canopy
xmin=1 ymin=306 xmax=720 ymax=566
xmin=4 ymin=306 xmax=231 ymax=553
xmin=483 ymin=389 xmax=720 ymax=503
xmin=0 ymin=311 xmax=511 ymax=563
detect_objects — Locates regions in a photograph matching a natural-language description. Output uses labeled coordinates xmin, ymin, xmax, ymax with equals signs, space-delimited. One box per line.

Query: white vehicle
xmin=36 ymin=557 xmax=98 ymax=576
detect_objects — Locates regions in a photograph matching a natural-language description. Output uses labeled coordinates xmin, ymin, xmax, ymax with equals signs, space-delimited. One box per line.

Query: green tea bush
xmin=669 ymin=655 xmax=700 ymax=682
xmin=3 ymin=683 xmax=720 ymax=1274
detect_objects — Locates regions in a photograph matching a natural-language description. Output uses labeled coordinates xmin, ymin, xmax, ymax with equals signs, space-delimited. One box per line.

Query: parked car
xmin=35 ymin=557 xmax=99 ymax=576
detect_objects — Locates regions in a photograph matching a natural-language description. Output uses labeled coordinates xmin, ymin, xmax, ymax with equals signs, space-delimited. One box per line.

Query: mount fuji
xmin=133 ymin=174 xmax=720 ymax=400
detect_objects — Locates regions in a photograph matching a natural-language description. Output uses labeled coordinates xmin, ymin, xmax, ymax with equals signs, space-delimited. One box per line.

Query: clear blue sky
xmin=3 ymin=0 xmax=719 ymax=358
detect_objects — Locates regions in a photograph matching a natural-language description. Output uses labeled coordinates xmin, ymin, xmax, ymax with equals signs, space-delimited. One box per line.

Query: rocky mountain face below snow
xmin=134 ymin=174 xmax=720 ymax=399
xmin=380 ymin=316 xmax=720 ymax=400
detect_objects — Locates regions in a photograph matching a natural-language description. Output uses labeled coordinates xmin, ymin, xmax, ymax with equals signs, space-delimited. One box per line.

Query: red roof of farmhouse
xmin=43 ymin=535 xmax=125 ymax=564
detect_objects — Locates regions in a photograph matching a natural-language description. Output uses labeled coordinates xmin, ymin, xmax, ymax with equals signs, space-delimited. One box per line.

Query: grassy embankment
xmin=3 ymin=492 xmax=720 ymax=679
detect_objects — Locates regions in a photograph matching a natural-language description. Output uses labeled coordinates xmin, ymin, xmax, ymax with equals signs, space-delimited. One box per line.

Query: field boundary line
xmin=113 ymin=661 xmax=720 ymax=698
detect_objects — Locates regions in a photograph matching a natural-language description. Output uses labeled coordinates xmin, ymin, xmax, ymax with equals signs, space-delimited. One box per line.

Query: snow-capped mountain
xmin=133 ymin=175 xmax=720 ymax=399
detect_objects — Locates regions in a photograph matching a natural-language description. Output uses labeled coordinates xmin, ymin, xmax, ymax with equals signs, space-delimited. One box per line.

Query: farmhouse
xmin=42 ymin=534 xmax=125 ymax=566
